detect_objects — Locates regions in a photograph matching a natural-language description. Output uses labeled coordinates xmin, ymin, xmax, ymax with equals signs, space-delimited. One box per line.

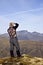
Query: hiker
xmin=7 ymin=22 xmax=21 ymax=57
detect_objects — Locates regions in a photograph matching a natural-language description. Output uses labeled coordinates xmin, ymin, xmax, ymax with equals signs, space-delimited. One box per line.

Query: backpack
xmin=7 ymin=27 xmax=16 ymax=37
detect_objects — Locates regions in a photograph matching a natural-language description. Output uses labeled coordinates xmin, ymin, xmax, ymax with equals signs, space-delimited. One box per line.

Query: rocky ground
xmin=0 ymin=54 xmax=43 ymax=65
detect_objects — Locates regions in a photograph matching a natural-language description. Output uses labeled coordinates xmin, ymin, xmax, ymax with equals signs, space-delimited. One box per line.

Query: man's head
xmin=9 ymin=22 xmax=15 ymax=27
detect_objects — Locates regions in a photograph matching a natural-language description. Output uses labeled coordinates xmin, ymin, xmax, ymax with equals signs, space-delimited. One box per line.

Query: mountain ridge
xmin=0 ymin=30 xmax=43 ymax=42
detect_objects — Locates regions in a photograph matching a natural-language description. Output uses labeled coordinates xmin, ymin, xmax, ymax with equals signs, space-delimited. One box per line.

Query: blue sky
xmin=0 ymin=0 xmax=43 ymax=34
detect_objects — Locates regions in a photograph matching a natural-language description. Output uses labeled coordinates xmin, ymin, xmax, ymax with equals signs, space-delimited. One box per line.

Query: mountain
xmin=17 ymin=30 xmax=43 ymax=41
xmin=0 ymin=30 xmax=43 ymax=42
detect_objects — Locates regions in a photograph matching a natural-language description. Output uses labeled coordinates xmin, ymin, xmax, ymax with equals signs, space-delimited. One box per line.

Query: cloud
xmin=0 ymin=7 xmax=43 ymax=34
xmin=2 ymin=7 xmax=43 ymax=17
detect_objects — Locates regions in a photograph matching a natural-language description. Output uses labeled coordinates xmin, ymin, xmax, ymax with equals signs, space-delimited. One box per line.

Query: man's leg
xmin=10 ymin=50 xmax=14 ymax=57
xmin=14 ymin=37 xmax=21 ymax=57
xmin=10 ymin=41 xmax=14 ymax=57
xmin=16 ymin=50 xmax=21 ymax=57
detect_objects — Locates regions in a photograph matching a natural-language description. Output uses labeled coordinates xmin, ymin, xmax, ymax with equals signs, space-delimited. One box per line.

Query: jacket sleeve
xmin=13 ymin=23 xmax=19 ymax=29
xmin=15 ymin=23 xmax=19 ymax=28
xmin=7 ymin=28 xmax=10 ymax=33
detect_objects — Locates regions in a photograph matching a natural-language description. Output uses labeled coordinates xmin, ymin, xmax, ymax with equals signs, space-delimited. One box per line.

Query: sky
xmin=0 ymin=0 xmax=43 ymax=34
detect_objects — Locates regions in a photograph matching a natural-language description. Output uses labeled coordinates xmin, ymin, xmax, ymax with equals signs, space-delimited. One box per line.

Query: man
xmin=7 ymin=22 xmax=21 ymax=57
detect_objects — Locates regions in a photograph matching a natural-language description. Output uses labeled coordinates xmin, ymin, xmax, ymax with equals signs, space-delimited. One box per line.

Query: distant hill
xmin=17 ymin=30 xmax=43 ymax=41
xmin=0 ymin=30 xmax=43 ymax=42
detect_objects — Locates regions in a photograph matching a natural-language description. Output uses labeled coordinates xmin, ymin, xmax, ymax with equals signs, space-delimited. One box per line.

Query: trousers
xmin=10 ymin=37 xmax=21 ymax=57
